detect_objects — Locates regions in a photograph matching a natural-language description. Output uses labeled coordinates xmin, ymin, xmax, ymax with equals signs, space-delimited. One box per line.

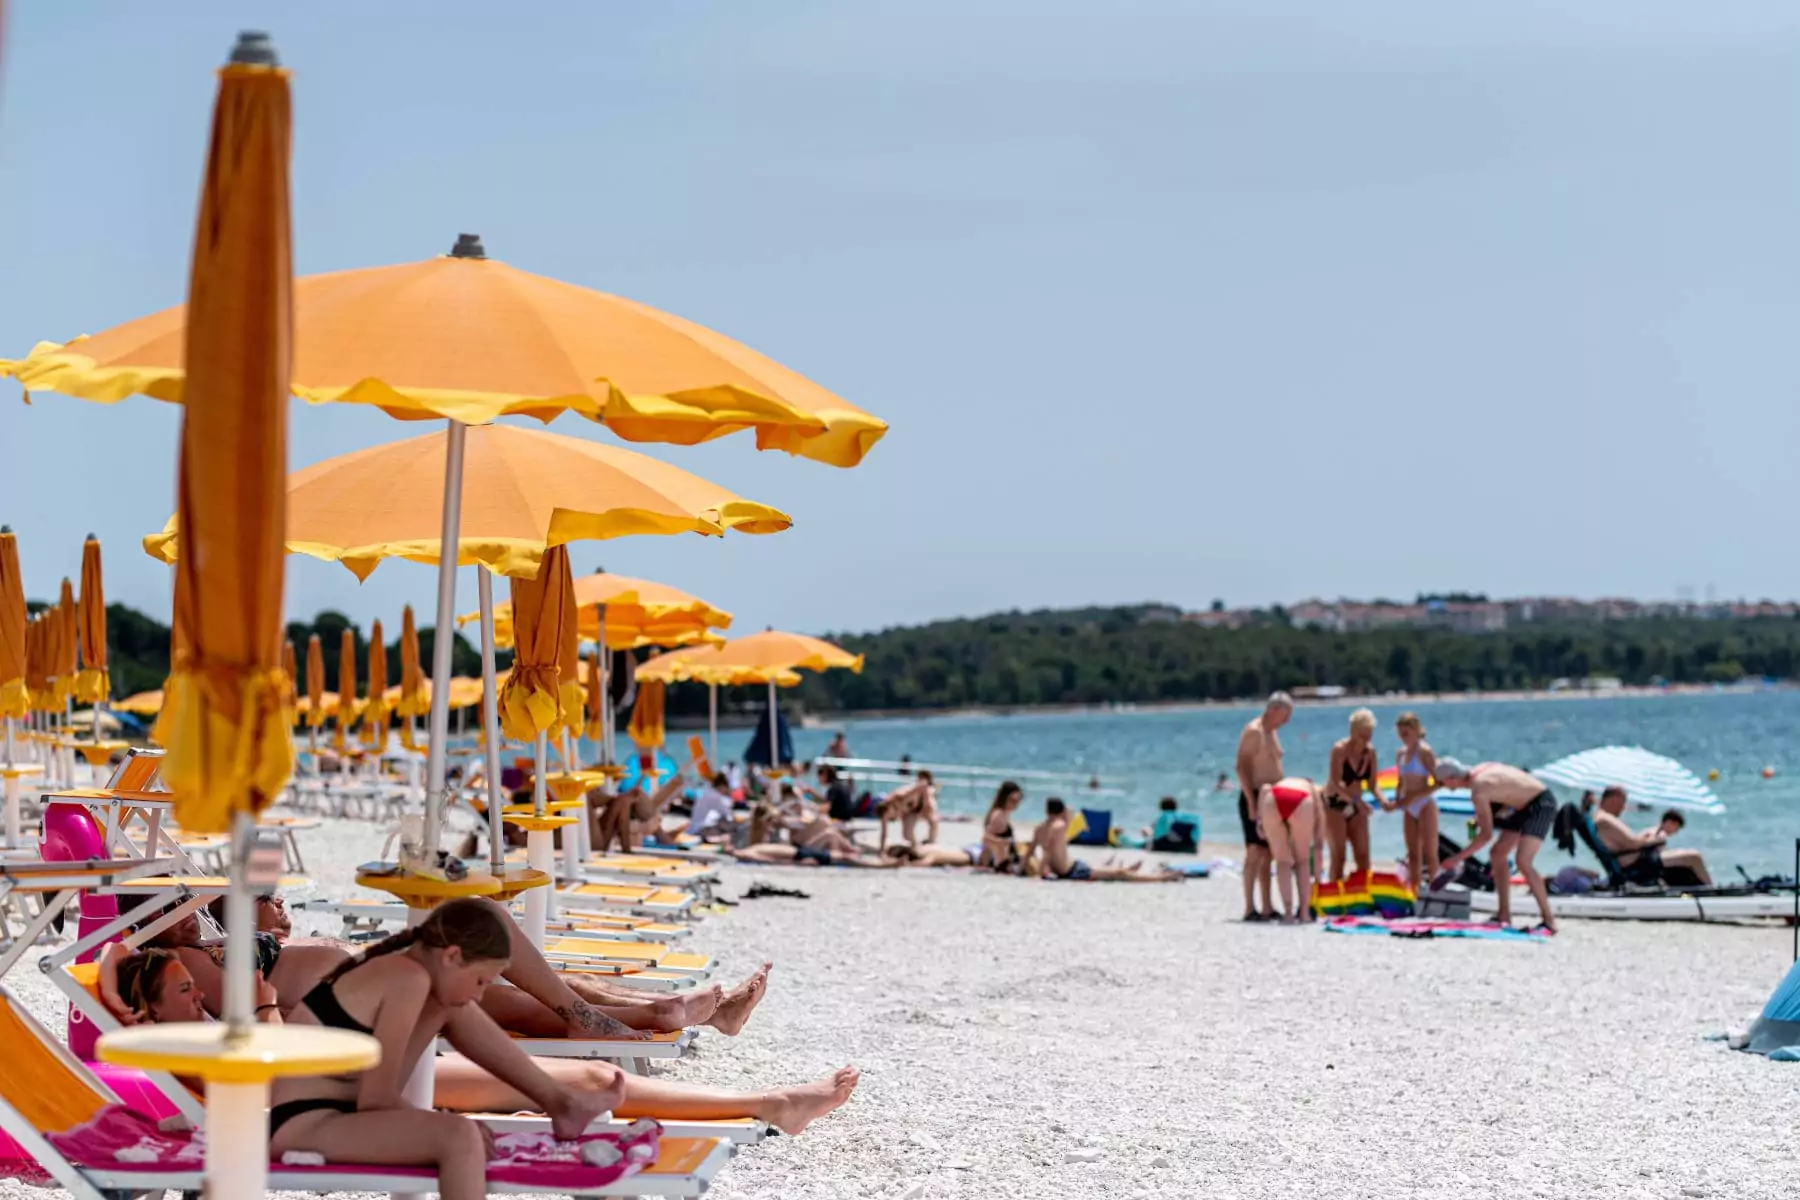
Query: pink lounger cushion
xmin=45 ymin=1105 xmax=661 ymax=1189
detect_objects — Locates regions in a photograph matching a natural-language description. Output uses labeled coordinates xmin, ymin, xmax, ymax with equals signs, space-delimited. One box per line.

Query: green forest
xmin=45 ymin=601 xmax=1800 ymax=719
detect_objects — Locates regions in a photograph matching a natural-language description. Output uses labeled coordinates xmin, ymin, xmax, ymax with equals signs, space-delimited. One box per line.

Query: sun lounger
xmin=559 ymin=883 xmax=697 ymax=919
xmin=479 ymin=1111 xmax=767 ymax=1146
xmin=442 ymin=1027 xmax=697 ymax=1076
xmin=0 ymin=985 xmax=733 ymax=1200
xmin=542 ymin=937 xmax=715 ymax=978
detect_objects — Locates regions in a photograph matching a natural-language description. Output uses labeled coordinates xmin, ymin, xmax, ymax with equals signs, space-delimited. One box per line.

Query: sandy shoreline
xmin=2 ymin=812 xmax=1795 ymax=1200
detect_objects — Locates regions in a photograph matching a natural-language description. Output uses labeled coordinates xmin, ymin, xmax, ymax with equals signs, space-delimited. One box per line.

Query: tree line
xmin=49 ymin=601 xmax=1800 ymax=717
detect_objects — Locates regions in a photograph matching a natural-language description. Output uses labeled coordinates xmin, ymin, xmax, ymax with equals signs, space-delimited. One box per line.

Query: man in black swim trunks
xmin=1433 ymin=759 xmax=1557 ymax=933
xmin=1234 ymin=693 xmax=1291 ymax=921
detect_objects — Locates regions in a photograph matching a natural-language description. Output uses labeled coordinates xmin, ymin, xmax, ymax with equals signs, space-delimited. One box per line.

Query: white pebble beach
xmin=2 ymin=813 xmax=1795 ymax=1200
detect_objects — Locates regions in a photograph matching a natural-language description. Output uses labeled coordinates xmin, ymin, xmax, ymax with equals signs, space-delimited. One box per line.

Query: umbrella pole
xmin=767 ymin=678 xmax=778 ymax=774
xmin=708 ymin=683 xmax=718 ymax=773
xmin=209 ymin=809 xmax=266 ymax=1196
xmin=477 ymin=570 xmax=507 ymax=877
xmin=598 ymin=637 xmax=612 ymax=766
xmin=3 ymin=717 xmax=16 ymax=851
xmin=421 ymin=420 xmax=468 ymax=863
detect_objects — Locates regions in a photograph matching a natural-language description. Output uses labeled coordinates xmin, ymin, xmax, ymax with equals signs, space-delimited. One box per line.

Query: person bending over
xmin=876 ymin=771 xmax=940 ymax=850
xmin=1256 ymin=777 xmax=1320 ymax=923
xmin=1433 ymin=759 xmax=1557 ymax=934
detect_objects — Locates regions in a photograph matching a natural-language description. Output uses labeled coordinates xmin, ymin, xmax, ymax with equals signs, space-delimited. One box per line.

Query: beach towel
xmin=1312 ymin=870 xmax=1416 ymax=919
xmin=1322 ymin=916 xmax=1549 ymax=942
xmin=1068 ymin=808 xmax=1113 ymax=847
xmin=44 ymin=1105 xmax=660 ymax=1187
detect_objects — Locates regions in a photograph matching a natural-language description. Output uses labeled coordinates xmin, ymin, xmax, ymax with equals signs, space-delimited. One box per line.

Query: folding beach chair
xmin=0 ymin=985 xmax=735 ymax=1199
xmin=559 ymin=882 xmax=697 ymax=919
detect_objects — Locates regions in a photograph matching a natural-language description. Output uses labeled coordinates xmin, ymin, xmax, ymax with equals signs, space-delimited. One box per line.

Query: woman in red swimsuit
xmin=1256 ymin=776 xmax=1321 ymax=923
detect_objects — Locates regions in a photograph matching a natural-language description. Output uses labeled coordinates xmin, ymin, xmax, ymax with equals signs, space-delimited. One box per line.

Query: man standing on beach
xmin=1234 ymin=692 xmax=1291 ymax=921
xmin=1433 ymin=759 xmax=1558 ymax=933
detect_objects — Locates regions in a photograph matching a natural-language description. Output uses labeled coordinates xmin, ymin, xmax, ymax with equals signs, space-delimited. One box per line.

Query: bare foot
xmin=708 ymin=962 xmax=771 ymax=1037
xmin=564 ymin=1000 xmax=651 ymax=1041
xmin=762 ymin=1065 xmax=859 ymax=1134
xmin=550 ymin=1067 xmax=625 ymax=1138
xmin=653 ymin=985 xmax=721 ymax=1031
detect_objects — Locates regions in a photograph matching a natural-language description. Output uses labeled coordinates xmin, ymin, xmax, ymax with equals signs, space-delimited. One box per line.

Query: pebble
xmin=1065 ymin=1148 xmax=1105 ymax=1164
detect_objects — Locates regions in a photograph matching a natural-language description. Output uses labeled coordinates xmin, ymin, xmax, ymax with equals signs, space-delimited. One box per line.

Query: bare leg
xmin=1514 ymin=835 xmax=1554 ymax=931
xmin=1086 ymin=867 xmax=1183 ymax=883
xmin=1323 ymin=805 xmax=1347 ymax=884
xmin=1288 ymin=798 xmax=1318 ymax=921
xmin=1403 ymin=809 xmax=1422 ymax=891
xmin=1347 ymin=804 xmax=1371 ymax=878
xmin=565 ymin=976 xmax=723 ymax=1029
xmin=434 ymin=1057 xmax=860 ymax=1136
xmin=1489 ymin=831 xmax=1521 ymax=926
xmin=1253 ymin=845 xmax=1275 ymax=916
xmin=1420 ymin=801 xmax=1441 ymax=885
xmin=1660 ymin=848 xmax=1712 ymax=886
xmin=440 ymin=1002 xmax=619 ymax=1136
xmin=271 ymin=1108 xmax=487 ymax=1200
xmin=1240 ymin=842 xmax=1261 ymax=917
xmin=1260 ymin=791 xmax=1296 ymax=920
xmin=706 ymin=961 xmax=771 ymax=1036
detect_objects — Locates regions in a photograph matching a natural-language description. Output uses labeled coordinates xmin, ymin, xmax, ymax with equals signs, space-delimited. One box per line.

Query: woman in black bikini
xmin=116 ymin=900 xmax=858 ymax=1200
xmin=980 ymin=781 xmax=1023 ymax=869
xmin=1322 ymin=708 xmax=1383 ymax=883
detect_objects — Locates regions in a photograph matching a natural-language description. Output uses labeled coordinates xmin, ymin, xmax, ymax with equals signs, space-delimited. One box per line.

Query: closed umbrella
xmin=54 ymin=579 xmax=77 ymax=705
xmin=334 ymin=628 xmax=358 ymax=757
xmin=397 ymin=604 xmax=424 ymax=750
xmin=96 ymin=37 xmax=372 ymax=1200
xmin=627 ymin=679 xmax=667 ymax=753
xmin=280 ymin=639 xmax=297 ymax=717
xmin=76 ymin=536 xmax=109 ymax=707
xmin=585 ymin=646 xmax=605 ymax=742
xmin=365 ymin=619 xmax=388 ymax=751
xmin=0 ymin=526 xmax=37 ymax=848
xmin=304 ymin=632 xmax=325 ymax=751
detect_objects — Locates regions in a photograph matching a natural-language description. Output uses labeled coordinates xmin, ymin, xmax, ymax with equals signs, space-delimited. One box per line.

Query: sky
xmin=3 ymin=2 xmax=1800 ymax=640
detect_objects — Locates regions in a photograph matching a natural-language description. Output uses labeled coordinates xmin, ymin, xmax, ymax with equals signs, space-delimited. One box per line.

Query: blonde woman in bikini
xmin=1391 ymin=713 xmax=1440 ymax=892
xmin=1322 ymin=708 xmax=1382 ymax=882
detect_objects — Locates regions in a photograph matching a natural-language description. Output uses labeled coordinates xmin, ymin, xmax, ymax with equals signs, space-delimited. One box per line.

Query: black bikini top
xmin=301 ymin=978 xmax=374 ymax=1036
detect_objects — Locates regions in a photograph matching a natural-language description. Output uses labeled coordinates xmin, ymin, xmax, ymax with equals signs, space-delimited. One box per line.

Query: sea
xmin=770 ymin=691 xmax=1800 ymax=880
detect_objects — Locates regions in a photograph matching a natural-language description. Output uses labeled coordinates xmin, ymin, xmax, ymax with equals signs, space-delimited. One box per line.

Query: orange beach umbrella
xmin=470 ymin=569 xmax=735 ymax=651
xmin=626 ymin=679 xmax=667 ymax=752
xmin=365 ymin=619 xmax=388 ymax=746
xmin=305 ymin=634 xmax=325 ymax=729
xmin=335 ymin=628 xmax=359 ymax=751
xmin=397 ymin=605 xmax=425 ymax=718
xmin=53 ymin=580 xmax=77 ymax=702
xmin=76 ymin=536 xmax=109 ymax=704
xmin=280 ymin=639 xmax=297 ymax=713
xmin=0 ymin=528 xmax=27 ymax=721
xmin=497 ymin=547 xmax=574 ymax=743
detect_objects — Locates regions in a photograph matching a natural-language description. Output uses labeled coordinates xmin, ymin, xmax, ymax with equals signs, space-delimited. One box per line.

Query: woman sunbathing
xmin=114 ymin=900 xmax=858 ymax=1200
xmin=104 ymin=893 xmax=768 ymax=1041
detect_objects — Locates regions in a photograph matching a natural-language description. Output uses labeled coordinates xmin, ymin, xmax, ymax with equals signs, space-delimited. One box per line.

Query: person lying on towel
xmin=1023 ymin=799 xmax=1182 ymax=882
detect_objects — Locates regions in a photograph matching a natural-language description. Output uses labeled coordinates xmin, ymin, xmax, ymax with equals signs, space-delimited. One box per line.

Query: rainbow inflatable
xmin=1311 ymin=870 xmax=1416 ymax=919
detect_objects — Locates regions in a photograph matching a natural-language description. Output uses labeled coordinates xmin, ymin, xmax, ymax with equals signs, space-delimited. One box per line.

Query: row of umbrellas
xmin=1 ymin=32 xmax=890 ymax=1195
xmin=0 ymin=532 xmax=112 ymax=726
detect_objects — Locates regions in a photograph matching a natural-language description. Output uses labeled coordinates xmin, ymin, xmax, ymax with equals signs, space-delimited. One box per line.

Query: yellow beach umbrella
xmin=76 ymin=536 xmax=109 ymax=705
xmin=145 ymin=423 xmax=792 ymax=580
xmin=280 ymin=640 xmax=298 ymax=715
xmin=334 ymin=628 xmax=359 ymax=752
xmin=498 ymin=547 xmax=574 ymax=745
xmin=25 ymin=612 xmax=50 ymax=713
xmin=627 ymin=679 xmax=667 ymax=752
xmin=397 ymin=604 xmax=425 ymax=717
xmin=637 ymin=643 xmax=804 ymax=770
xmin=386 ymin=676 xmax=484 ymax=712
xmin=0 ymin=528 xmax=28 ymax=722
xmin=304 ymin=634 xmax=325 ymax=730
xmin=471 ymin=569 xmax=735 ymax=651
xmin=364 ymin=619 xmax=388 ymax=748
xmin=660 ymin=630 xmax=860 ymax=771
xmin=115 ymin=689 xmax=165 ymax=716
xmin=54 ymin=579 xmax=78 ymax=703
xmin=585 ymin=646 xmax=605 ymax=741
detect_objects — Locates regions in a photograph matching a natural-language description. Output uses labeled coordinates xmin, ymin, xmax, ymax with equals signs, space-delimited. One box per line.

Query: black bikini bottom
xmin=269 ymin=1098 xmax=358 ymax=1137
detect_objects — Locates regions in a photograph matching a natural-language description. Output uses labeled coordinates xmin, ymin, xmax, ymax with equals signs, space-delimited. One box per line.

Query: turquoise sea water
xmin=768 ymin=692 xmax=1800 ymax=879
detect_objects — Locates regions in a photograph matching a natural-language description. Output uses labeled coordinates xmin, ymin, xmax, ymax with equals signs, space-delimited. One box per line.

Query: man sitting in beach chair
xmin=1590 ymin=786 xmax=1713 ymax=886
xmin=1022 ymin=799 xmax=1182 ymax=882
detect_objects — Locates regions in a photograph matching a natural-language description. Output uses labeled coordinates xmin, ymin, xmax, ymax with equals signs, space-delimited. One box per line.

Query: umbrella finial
xmin=0 ymin=526 xmax=11 ymax=535
xmin=229 ymin=31 xmax=280 ymax=66
xmin=85 ymin=532 xmax=96 ymax=541
xmin=449 ymin=233 xmax=488 ymax=260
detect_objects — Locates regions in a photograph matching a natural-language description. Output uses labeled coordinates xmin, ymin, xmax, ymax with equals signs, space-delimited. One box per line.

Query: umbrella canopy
xmin=365 ymin=619 xmax=388 ymax=745
xmin=627 ymin=679 xmax=667 ymax=751
xmin=1533 ymin=746 xmax=1725 ymax=816
xmin=396 ymin=604 xmax=425 ymax=718
xmin=0 ymin=528 xmax=27 ymax=720
xmin=54 ymin=579 xmax=78 ymax=701
xmin=115 ymin=689 xmax=165 ymax=716
xmin=585 ymin=646 xmax=605 ymax=740
xmin=144 ymin=423 xmax=792 ymax=581
xmin=304 ymin=633 xmax=325 ymax=729
xmin=637 ymin=643 xmax=803 ymax=688
xmin=4 ymin=239 xmax=886 ymax=467
xmin=497 ymin=546 xmax=575 ymax=741
xmin=156 ymin=37 xmax=294 ymax=833
xmin=470 ymin=570 xmax=734 ymax=651
xmin=76 ymin=537 xmax=109 ymax=704
xmin=665 ymin=629 xmax=861 ymax=684
xmin=385 ymin=675 xmax=485 ymax=711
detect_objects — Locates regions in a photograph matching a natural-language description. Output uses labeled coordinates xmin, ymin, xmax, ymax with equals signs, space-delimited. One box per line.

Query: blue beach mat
xmin=1323 ymin=916 xmax=1549 ymax=943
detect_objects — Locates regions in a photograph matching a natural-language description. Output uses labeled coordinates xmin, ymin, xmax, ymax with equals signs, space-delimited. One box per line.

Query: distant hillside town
xmin=1171 ymin=594 xmax=1800 ymax=634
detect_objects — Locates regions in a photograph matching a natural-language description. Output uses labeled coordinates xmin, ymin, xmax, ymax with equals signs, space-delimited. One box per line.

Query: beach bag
xmin=1416 ymin=889 xmax=1471 ymax=920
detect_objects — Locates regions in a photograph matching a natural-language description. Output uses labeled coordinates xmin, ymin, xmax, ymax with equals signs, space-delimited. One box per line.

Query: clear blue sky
xmin=4 ymin=2 xmax=1799 ymax=640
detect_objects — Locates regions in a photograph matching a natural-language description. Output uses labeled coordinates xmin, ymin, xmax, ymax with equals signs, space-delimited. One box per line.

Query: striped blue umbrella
xmin=1531 ymin=746 xmax=1724 ymax=815
xmin=1435 ymin=746 xmax=1722 ymax=818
